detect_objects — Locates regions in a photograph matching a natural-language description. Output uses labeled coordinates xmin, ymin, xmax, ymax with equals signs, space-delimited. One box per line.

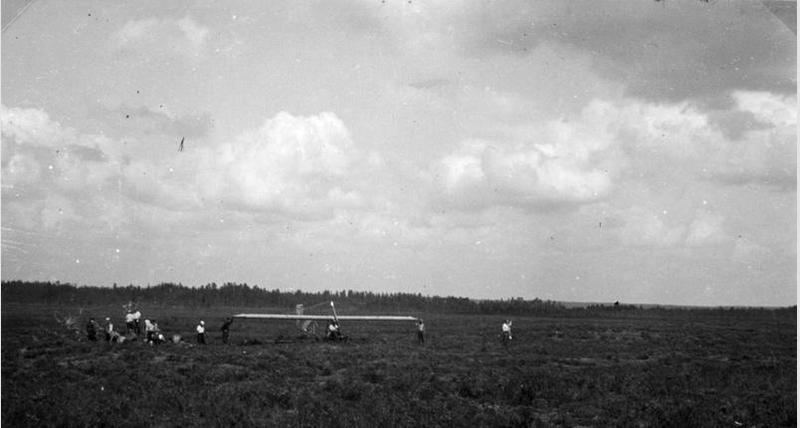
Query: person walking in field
xmin=86 ymin=317 xmax=99 ymax=341
xmin=501 ymin=320 xmax=512 ymax=347
xmin=196 ymin=320 xmax=206 ymax=344
xmin=220 ymin=317 xmax=234 ymax=344
xmin=417 ymin=319 xmax=425 ymax=344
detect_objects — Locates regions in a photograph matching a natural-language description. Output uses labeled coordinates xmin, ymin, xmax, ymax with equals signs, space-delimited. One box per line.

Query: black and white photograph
xmin=1 ymin=0 xmax=796 ymax=426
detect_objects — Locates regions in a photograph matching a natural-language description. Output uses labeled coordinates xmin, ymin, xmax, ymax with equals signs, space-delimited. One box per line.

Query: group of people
xmin=195 ymin=318 xmax=234 ymax=344
xmin=85 ymin=307 xmax=235 ymax=346
xmin=413 ymin=318 xmax=510 ymax=346
xmin=85 ymin=308 xmax=510 ymax=346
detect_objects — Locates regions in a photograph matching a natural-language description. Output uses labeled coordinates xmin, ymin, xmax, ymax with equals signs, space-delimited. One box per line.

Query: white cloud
xmin=115 ymin=18 xmax=159 ymax=44
xmin=439 ymin=141 xmax=486 ymax=192
xmin=433 ymin=99 xmax=620 ymax=210
xmin=1 ymin=105 xmax=383 ymax=223
xmin=177 ymin=17 xmax=209 ymax=50
xmin=595 ymin=91 xmax=796 ymax=188
xmin=0 ymin=105 xmax=73 ymax=148
xmin=733 ymin=90 xmax=797 ymax=127
xmin=200 ymin=111 xmax=372 ymax=217
xmin=1 ymin=106 xmax=141 ymax=234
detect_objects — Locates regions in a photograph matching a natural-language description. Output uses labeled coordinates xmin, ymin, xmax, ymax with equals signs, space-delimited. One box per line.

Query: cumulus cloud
xmin=198 ymin=111 xmax=374 ymax=218
xmin=433 ymin=99 xmax=621 ymax=210
xmin=1 ymin=105 xmax=74 ymax=148
xmin=1 ymin=106 xmax=123 ymax=196
xmin=734 ymin=90 xmax=797 ymax=127
xmin=2 ymin=104 xmax=385 ymax=224
xmin=616 ymin=91 xmax=796 ymax=187
xmin=176 ymin=16 xmax=209 ymax=50
xmin=430 ymin=87 xmax=795 ymax=216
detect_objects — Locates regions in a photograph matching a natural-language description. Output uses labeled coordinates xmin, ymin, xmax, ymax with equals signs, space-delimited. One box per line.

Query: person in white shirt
xmin=501 ymin=320 xmax=512 ymax=345
xmin=196 ymin=320 xmax=206 ymax=344
xmin=326 ymin=319 xmax=343 ymax=341
xmin=132 ymin=310 xmax=142 ymax=335
xmin=105 ymin=317 xmax=114 ymax=342
xmin=125 ymin=311 xmax=136 ymax=335
xmin=145 ymin=319 xmax=155 ymax=343
xmin=105 ymin=317 xmax=121 ymax=343
xmin=417 ymin=319 xmax=425 ymax=344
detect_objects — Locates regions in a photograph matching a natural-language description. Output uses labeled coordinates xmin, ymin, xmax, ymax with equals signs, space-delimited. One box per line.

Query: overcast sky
xmin=1 ymin=0 xmax=796 ymax=306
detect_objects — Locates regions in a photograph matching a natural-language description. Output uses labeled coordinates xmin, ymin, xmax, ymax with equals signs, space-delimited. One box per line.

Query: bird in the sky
xmin=178 ymin=137 xmax=184 ymax=152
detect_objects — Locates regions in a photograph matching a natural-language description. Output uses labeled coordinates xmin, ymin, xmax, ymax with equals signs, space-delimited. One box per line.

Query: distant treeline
xmin=1 ymin=280 xmax=566 ymax=315
xmin=1 ymin=280 xmax=795 ymax=317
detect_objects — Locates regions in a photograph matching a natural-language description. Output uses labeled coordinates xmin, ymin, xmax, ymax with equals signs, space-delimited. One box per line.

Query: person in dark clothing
xmin=220 ymin=317 xmax=234 ymax=344
xmin=86 ymin=317 xmax=99 ymax=341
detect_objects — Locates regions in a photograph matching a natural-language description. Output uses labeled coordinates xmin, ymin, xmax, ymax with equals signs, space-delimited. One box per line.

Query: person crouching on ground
xmin=196 ymin=320 xmax=206 ymax=344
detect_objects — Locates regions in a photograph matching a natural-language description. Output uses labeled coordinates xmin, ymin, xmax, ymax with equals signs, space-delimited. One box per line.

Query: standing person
xmin=501 ymin=320 xmax=512 ymax=346
xmin=105 ymin=317 xmax=114 ymax=342
xmin=132 ymin=310 xmax=142 ymax=336
xmin=417 ymin=319 xmax=425 ymax=344
xmin=196 ymin=320 xmax=206 ymax=344
xmin=220 ymin=317 xmax=234 ymax=344
xmin=86 ymin=317 xmax=99 ymax=341
xmin=145 ymin=319 xmax=155 ymax=343
xmin=125 ymin=311 xmax=136 ymax=335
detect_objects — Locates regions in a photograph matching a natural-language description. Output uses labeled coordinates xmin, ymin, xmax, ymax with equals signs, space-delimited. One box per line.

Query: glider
xmin=234 ymin=301 xmax=417 ymax=322
xmin=234 ymin=301 xmax=418 ymax=339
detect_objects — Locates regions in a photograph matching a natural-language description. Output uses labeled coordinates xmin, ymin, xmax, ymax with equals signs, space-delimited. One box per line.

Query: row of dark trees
xmin=0 ymin=280 xmax=566 ymax=315
xmin=2 ymin=280 xmax=794 ymax=318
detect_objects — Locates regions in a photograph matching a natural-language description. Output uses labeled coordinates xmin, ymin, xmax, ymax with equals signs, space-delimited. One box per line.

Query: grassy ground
xmin=2 ymin=303 xmax=795 ymax=427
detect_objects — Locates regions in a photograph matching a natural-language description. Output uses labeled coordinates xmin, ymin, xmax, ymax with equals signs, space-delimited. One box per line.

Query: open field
xmin=2 ymin=303 xmax=795 ymax=427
